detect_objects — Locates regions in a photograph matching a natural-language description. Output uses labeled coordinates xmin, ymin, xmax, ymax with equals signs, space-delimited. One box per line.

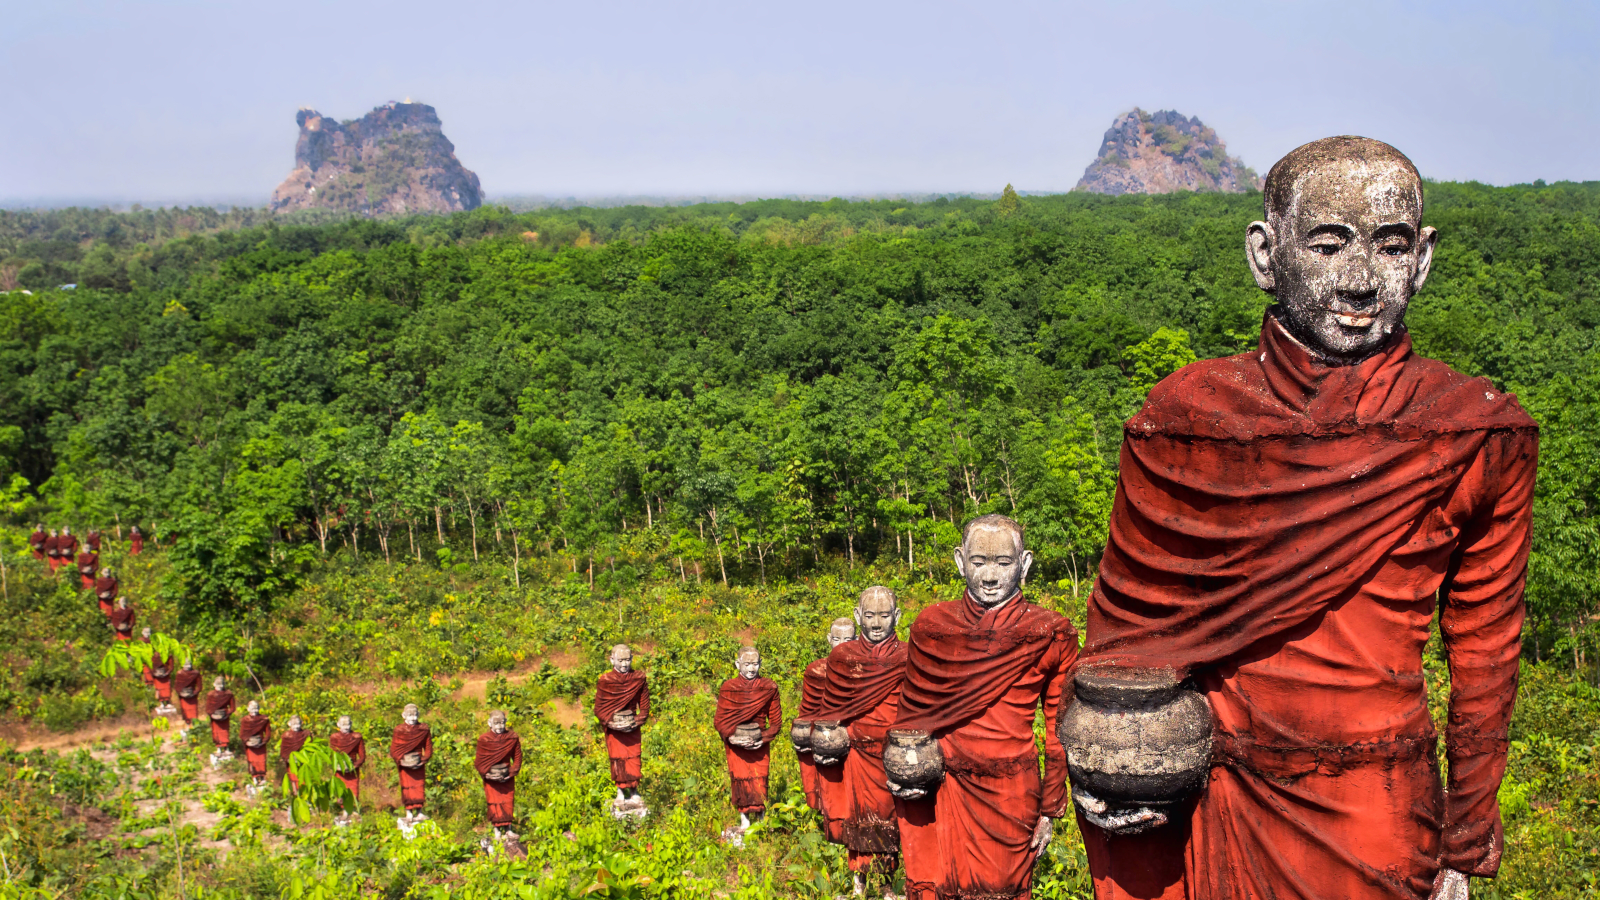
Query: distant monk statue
xmin=149 ymin=638 xmax=174 ymax=711
xmin=43 ymin=528 xmax=62 ymax=571
xmin=205 ymin=676 xmax=236 ymax=760
xmin=390 ymin=704 xmax=434 ymax=823
xmin=279 ymin=715 xmax=309 ymax=793
xmin=815 ymin=587 xmax=909 ymax=894
xmin=474 ymin=710 xmax=523 ymax=836
xmin=76 ymin=544 xmax=98 ymax=590
xmin=110 ymin=597 xmax=136 ymax=641
xmin=1075 ymin=137 xmax=1537 ymax=900
xmin=85 ymin=527 xmax=102 ymax=553
xmin=794 ymin=617 xmax=855 ymax=830
xmin=594 ymin=644 xmax=650 ymax=809
xmin=240 ymin=701 xmax=272 ymax=787
xmin=889 ymin=514 xmax=1078 ymax=900
xmin=129 ymin=525 xmax=144 ymax=556
xmin=174 ymin=660 xmax=202 ymax=724
xmin=57 ymin=527 xmax=77 ymax=570
xmin=138 ymin=627 xmax=155 ymax=686
xmin=28 ymin=524 xmax=46 ymax=561
xmin=330 ymin=715 xmax=367 ymax=819
xmin=714 ymin=646 xmax=783 ymax=836
xmin=94 ymin=567 xmax=119 ymax=615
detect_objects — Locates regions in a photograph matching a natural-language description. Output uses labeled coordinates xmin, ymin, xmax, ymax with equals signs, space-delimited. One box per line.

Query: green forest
xmin=1 ymin=183 xmax=1599 ymax=899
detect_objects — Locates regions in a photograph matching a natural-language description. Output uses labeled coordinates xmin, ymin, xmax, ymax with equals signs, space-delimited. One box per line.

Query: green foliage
xmin=283 ymin=737 xmax=357 ymax=824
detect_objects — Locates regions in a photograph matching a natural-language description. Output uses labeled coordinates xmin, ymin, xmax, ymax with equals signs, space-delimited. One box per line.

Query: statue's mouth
xmin=1330 ymin=301 xmax=1383 ymax=329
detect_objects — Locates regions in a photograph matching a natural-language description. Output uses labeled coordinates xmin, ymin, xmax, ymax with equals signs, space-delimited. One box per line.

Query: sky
xmin=3 ymin=0 xmax=1598 ymax=206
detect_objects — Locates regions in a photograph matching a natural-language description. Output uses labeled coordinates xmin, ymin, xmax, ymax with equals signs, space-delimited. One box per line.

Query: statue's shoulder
xmin=1398 ymin=353 xmax=1539 ymax=433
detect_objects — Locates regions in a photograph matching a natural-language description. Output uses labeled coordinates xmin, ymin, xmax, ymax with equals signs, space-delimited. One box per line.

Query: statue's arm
xmin=760 ymin=690 xmax=784 ymax=743
xmin=1438 ymin=430 xmax=1538 ymax=879
xmin=638 ymin=681 xmax=651 ymax=724
xmin=1039 ymin=636 xmax=1075 ymax=819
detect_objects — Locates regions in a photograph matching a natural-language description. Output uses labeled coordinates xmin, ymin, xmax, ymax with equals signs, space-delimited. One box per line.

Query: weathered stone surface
xmin=1075 ymin=108 xmax=1260 ymax=196
xmin=1057 ymin=663 xmax=1212 ymax=809
xmin=271 ymin=101 xmax=482 ymax=215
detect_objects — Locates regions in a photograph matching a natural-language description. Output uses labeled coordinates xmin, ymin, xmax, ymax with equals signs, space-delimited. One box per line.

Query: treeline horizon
xmin=2 ymin=184 xmax=1597 ymax=669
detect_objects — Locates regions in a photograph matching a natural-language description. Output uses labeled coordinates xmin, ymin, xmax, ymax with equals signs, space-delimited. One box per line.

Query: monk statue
xmin=390 ymin=704 xmax=434 ymax=823
xmin=43 ymin=528 xmax=61 ymax=572
xmin=240 ymin=701 xmax=273 ymax=789
xmin=110 ymin=597 xmax=136 ymax=641
xmin=85 ymin=527 xmax=101 ymax=553
xmin=204 ymin=676 xmax=236 ymax=762
xmin=330 ymin=715 xmax=367 ymax=822
xmin=57 ymin=527 xmax=78 ymax=568
xmin=794 ymin=618 xmax=855 ymax=833
xmin=474 ymin=710 xmax=523 ymax=840
xmin=94 ymin=567 xmax=119 ymax=615
xmin=174 ymin=660 xmax=202 ymax=725
xmin=28 ymin=524 xmax=46 ymax=561
xmin=594 ymin=644 xmax=651 ymax=816
xmin=75 ymin=543 xmax=98 ymax=591
xmin=1074 ymin=137 xmax=1537 ymax=900
xmin=889 ymin=514 xmax=1078 ymax=900
xmin=129 ymin=525 xmax=144 ymax=556
xmin=279 ymin=715 xmax=309 ymax=794
xmin=150 ymin=640 xmax=175 ymax=714
xmin=714 ymin=646 xmax=783 ymax=839
xmin=815 ymin=587 xmax=908 ymax=896
xmin=139 ymin=627 xmax=155 ymax=687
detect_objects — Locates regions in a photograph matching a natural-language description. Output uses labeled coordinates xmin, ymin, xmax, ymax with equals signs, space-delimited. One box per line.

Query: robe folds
xmin=1082 ymin=312 xmax=1537 ymax=900
xmin=86 ymin=531 xmax=101 ymax=552
xmin=894 ymin=592 xmax=1077 ymax=900
xmin=390 ymin=723 xmax=435 ymax=810
xmin=279 ymin=729 xmax=309 ymax=791
xmin=205 ymin=690 xmax=235 ymax=748
xmin=150 ymin=652 xmax=173 ymax=702
xmin=240 ymin=715 xmax=272 ymax=777
xmin=44 ymin=535 xmax=62 ymax=570
xmin=130 ymin=533 xmax=143 ymax=555
xmin=174 ymin=670 xmax=201 ymax=721
xmin=110 ymin=606 xmax=135 ymax=640
xmin=76 ymin=551 xmax=97 ymax=589
xmin=475 ymin=730 xmax=523 ymax=827
xmin=819 ymin=636 xmax=909 ymax=872
xmin=28 ymin=530 xmax=46 ymax=560
xmin=714 ymin=676 xmax=783 ymax=813
xmin=330 ymin=732 xmax=366 ymax=801
xmin=94 ymin=576 xmax=119 ymax=615
xmin=594 ymin=671 xmax=651 ymax=788
xmin=797 ymin=657 xmax=830 ymax=812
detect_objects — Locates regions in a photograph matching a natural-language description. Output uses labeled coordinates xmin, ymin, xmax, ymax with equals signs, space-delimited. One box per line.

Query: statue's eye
xmin=1309 ymin=243 xmax=1340 ymax=256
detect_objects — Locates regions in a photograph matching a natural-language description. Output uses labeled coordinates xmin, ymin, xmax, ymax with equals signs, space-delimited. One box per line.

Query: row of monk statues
xmin=28 ymin=523 xmax=145 ymax=568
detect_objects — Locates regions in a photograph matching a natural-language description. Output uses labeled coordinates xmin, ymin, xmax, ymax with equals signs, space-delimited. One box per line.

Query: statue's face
xmin=827 ymin=622 xmax=855 ymax=648
xmin=100 ymin=567 xmax=110 ymax=577
xmin=856 ymin=595 xmax=899 ymax=644
xmin=213 ymin=677 xmax=224 ymax=690
xmin=289 ymin=716 xmax=303 ymax=731
xmin=403 ymin=705 xmax=419 ymax=725
xmin=611 ymin=648 xmax=632 ymax=674
xmin=247 ymin=701 xmax=260 ymax=715
xmin=955 ymin=525 xmax=1032 ymax=607
xmin=337 ymin=716 xmax=352 ymax=733
xmin=118 ymin=598 xmax=128 ymax=609
xmin=489 ymin=713 xmax=507 ymax=734
xmin=1250 ymin=158 xmax=1436 ymax=363
xmin=142 ymin=627 xmax=151 ymax=638
xmin=737 ymin=651 xmax=762 ymax=680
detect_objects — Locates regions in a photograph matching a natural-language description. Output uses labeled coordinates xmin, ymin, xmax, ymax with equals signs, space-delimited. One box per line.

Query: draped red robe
xmin=43 ymin=535 xmax=61 ymax=570
xmin=109 ymin=606 xmax=136 ymax=641
xmin=329 ymin=731 xmax=366 ymax=803
xmin=174 ymin=670 xmax=201 ymax=721
xmin=474 ymin=730 xmax=523 ymax=827
xmin=390 ymin=723 xmax=434 ymax=811
xmin=240 ymin=714 xmax=272 ymax=777
xmin=594 ymin=671 xmax=651 ymax=789
xmin=714 ymin=676 xmax=783 ymax=813
xmin=130 ymin=532 xmax=144 ymax=555
xmin=1081 ymin=313 xmax=1537 ymax=900
xmin=85 ymin=531 xmax=101 ymax=552
xmin=279 ymin=729 xmax=310 ymax=791
xmin=93 ymin=575 xmax=119 ymax=615
xmin=204 ymin=689 xmax=235 ymax=748
xmin=150 ymin=651 xmax=173 ymax=702
xmin=819 ymin=635 xmax=909 ymax=874
xmin=76 ymin=550 xmax=98 ymax=589
xmin=797 ymin=656 xmax=830 ymax=813
xmin=28 ymin=529 xmax=46 ymax=560
xmin=893 ymin=592 xmax=1077 ymax=900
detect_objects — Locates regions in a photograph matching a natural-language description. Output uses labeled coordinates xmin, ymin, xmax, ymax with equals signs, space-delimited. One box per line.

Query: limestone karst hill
xmin=270 ymin=101 xmax=483 ymax=215
xmin=1075 ymin=108 xmax=1260 ymax=196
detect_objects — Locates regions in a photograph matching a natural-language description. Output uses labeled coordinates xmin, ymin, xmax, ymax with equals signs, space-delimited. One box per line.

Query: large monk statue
xmin=75 ymin=544 xmax=98 ymax=590
xmin=330 ymin=715 xmax=367 ymax=820
xmin=815 ymin=587 xmax=909 ymax=894
xmin=890 ymin=514 xmax=1078 ymax=900
xmin=794 ymin=618 xmax=855 ymax=830
xmin=204 ymin=676 xmax=236 ymax=761
xmin=1076 ymin=137 xmax=1538 ymax=900
xmin=240 ymin=701 xmax=272 ymax=788
xmin=173 ymin=660 xmax=202 ymax=724
xmin=280 ymin=715 xmax=309 ymax=793
xmin=110 ymin=597 xmax=136 ymax=641
xmin=474 ymin=711 xmax=523 ymax=837
xmin=714 ymin=646 xmax=783 ymax=837
xmin=390 ymin=704 xmax=434 ymax=823
xmin=129 ymin=525 xmax=144 ymax=555
xmin=594 ymin=644 xmax=650 ymax=812
xmin=28 ymin=524 xmax=46 ymax=561
xmin=94 ymin=567 xmax=119 ymax=615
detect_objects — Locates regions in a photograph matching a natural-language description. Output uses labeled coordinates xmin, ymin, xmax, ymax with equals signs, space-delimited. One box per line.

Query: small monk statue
xmin=173 ymin=660 xmax=202 ymax=724
xmin=76 ymin=544 xmax=98 ymax=591
xmin=798 ymin=618 xmax=856 ymax=843
xmin=138 ymin=626 xmax=155 ymax=685
xmin=57 ymin=527 xmax=78 ymax=568
xmin=474 ymin=710 xmax=523 ymax=838
xmin=279 ymin=715 xmax=310 ymax=793
xmin=594 ymin=643 xmax=650 ymax=812
xmin=110 ymin=597 xmax=136 ymax=641
xmin=714 ymin=646 xmax=783 ymax=837
xmin=816 ymin=587 xmax=908 ymax=894
xmin=150 ymin=639 xmax=175 ymax=713
xmin=329 ymin=715 xmax=367 ymax=820
xmin=1077 ymin=136 xmax=1539 ymax=900
xmin=389 ymin=704 xmax=434 ymax=823
xmin=205 ymin=675 xmax=236 ymax=761
xmin=129 ymin=525 xmax=144 ymax=556
xmin=85 ymin=528 xmax=101 ymax=553
xmin=28 ymin=524 xmax=46 ymax=561
xmin=43 ymin=528 xmax=61 ymax=571
xmin=94 ymin=567 xmax=119 ymax=615
xmin=239 ymin=701 xmax=273 ymax=789
xmin=890 ymin=514 xmax=1078 ymax=900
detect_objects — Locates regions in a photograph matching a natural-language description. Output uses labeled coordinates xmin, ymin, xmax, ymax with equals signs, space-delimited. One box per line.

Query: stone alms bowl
xmin=883 ymin=729 xmax=944 ymax=789
xmin=790 ymin=718 xmax=814 ymax=752
xmin=400 ymin=751 xmax=424 ymax=768
xmin=733 ymin=722 xmax=763 ymax=746
xmin=1056 ymin=663 xmax=1213 ymax=809
xmin=810 ymin=720 xmax=851 ymax=761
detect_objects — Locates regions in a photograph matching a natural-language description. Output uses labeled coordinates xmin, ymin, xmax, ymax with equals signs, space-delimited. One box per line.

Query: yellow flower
xmin=428 ymin=610 xmax=443 ymax=627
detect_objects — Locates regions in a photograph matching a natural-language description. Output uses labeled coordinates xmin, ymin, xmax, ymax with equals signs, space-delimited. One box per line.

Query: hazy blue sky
xmin=3 ymin=0 xmax=1597 ymax=204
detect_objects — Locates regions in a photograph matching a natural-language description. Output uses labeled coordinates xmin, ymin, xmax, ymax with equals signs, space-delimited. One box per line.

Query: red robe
xmin=44 ymin=535 xmax=61 ymax=570
xmin=474 ymin=730 xmax=523 ymax=827
xmin=174 ymin=670 xmax=202 ymax=721
xmin=204 ymin=689 xmax=235 ymax=748
xmin=894 ymin=592 xmax=1077 ymax=900
xmin=28 ymin=530 xmax=46 ymax=560
xmin=150 ymin=651 xmax=173 ymax=702
xmin=57 ymin=535 xmax=78 ymax=565
xmin=109 ymin=606 xmax=136 ymax=641
xmin=819 ymin=636 xmax=909 ymax=874
xmin=93 ymin=575 xmax=119 ymax=615
xmin=594 ymin=671 xmax=650 ymax=789
xmin=714 ymin=676 xmax=783 ymax=813
xmin=130 ymin=532 xmax=144 ymax=555
xmin=1082 ymin=315 xmax=1538 ymax=900
xmin=279 ymin=729 xmax=310 ymax=791
xmin=797 ymin=656 xmax=830 ymax=812
xmin=76 ymin=550 xmax=98 ymax=589
xmin=139 ymin=635 xmax=154 ymax=684
xmin=389 ymin=723 xmax=435 ymax=811
xmin=330 ymin=731 xmax=367 ymax=803
xmin=240 ymin=714 xmax=272 ymax=777
xmin=85 ymin=531 xmax=101 ymax=552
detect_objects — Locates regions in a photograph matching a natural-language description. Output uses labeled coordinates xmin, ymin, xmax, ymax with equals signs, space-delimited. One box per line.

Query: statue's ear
xmin=1019 ymin=549 xmax=1035 ymax=584
xmin=1412 ymin=226 xmax=1439 ymax=295
xmin=1246 ymin=221 xmax=1276 ymax=293
xmin=953 ymin=547 xmax=967 ymax=578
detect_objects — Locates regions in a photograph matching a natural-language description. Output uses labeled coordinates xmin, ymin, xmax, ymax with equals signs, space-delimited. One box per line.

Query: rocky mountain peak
xmin=270 ymin=101 xmax=483 ymax=215
xmin=1075 ymin=108 xmax=1260 ymax=196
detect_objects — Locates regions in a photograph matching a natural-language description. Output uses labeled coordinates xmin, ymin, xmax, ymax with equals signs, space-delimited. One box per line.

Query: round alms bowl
xmin=790 ymin=718 xmax=814 ymax=752
xmin=809 ymin=720 xmax=851 ymax=761
xmin=1056 ymin=663 xmax=1213 ymax=809
xmin=883 ymin=729 xmax=944 ymax=789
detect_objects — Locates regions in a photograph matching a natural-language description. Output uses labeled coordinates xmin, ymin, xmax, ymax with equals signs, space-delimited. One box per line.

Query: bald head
xmin=610 ymin=643 xmax=633 ymax=674
xmin=828 ymin=617 xmax=855 ymax=648
xmin=736 ymin=646 xmax=762 ymax=680
xmin=1264 ymin=137 xmax=1423 ymax=229
xmin=856 ymin=586 xmax=900 ymax=644
xmin=956 ymin=514 xmax=1032 ymax=608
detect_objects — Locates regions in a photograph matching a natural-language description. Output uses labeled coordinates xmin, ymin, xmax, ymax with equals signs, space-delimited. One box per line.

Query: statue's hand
xmin=1029 ymin=815 xmax=1054 ymax=852
xmin=746 ymin=739 xmax=764 ymax=750
xmin=1072 ymin=786 xmax=1168 ymax=834
xmin=1430 ymin=868 xmax=1469 ymax=900
xmin=812 ymin=754 xmax=840 ymax=766
xmin=886 ymin=780 xmax=926 ymax=800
